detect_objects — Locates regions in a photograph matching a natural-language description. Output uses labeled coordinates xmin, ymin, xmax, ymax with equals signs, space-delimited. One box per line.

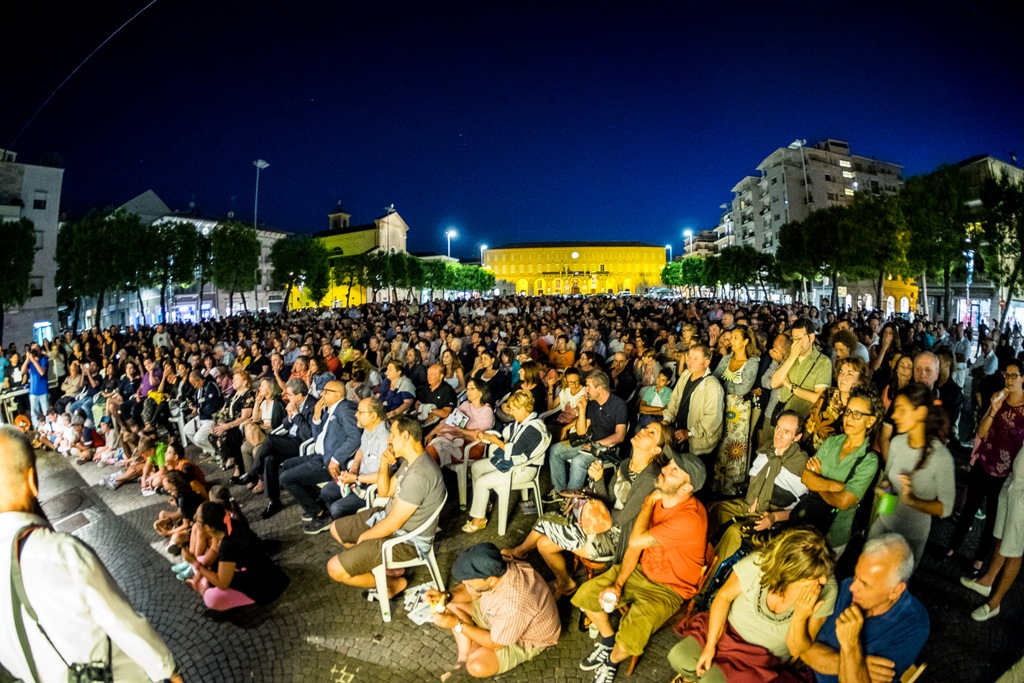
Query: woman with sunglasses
xmin=801 ymin=389 xmax=882 ymax=555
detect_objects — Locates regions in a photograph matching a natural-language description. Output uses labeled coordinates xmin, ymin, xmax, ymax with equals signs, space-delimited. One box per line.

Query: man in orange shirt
xmin=572 ymin=451 xmax=708 ymax=683
xmin=548 ymin=335 xmax=576 ymax=370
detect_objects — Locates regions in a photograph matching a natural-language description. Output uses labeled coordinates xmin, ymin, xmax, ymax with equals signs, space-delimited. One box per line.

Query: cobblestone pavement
xmin=2 ymin=448 xmax=1021 ymax=683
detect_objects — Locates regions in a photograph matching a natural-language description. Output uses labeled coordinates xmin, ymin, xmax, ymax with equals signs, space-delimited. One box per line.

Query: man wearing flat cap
xmin=572 ymin=451 xmax=709 ymax=683
xmin=426 ymin=542 xmax=560 ymax=679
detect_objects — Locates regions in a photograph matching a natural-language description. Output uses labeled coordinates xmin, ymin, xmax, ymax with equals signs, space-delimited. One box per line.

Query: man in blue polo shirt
xmin=20 ymin=344 xmax=49 ymax=428
xmin=804 ymin=534 xmax=929 ymax=683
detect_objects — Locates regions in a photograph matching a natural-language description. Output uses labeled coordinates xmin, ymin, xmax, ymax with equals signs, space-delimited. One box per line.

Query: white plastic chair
xmin=446 ymin=439 xmax=484 ymax=510
xmin=483 ymin=428 xmax=552 ymax=536
xmin=372 ymin=491 xmax=448 ymax=622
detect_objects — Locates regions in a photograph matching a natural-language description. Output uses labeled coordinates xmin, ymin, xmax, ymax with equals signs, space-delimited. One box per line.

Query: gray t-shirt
xmin=386 ymin=452 xmax=446 ymax=538
xmin=869 ymin=433 xmax=955 ymax=567
xmin=728 ymin=553 xmax=837 ymax=660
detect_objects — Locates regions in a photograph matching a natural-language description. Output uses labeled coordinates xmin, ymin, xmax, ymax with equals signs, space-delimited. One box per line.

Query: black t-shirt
xmin=586 ymin=394 xmax=628 ymax=441
xmin=249 ymin=355 xmax=271 ymax=376
xmin=218 ymin=530 xmax=289 ymax=604
xmin=418 ymin=382 xmax=457 ymax=411
xmin=176 ymin=489 xmax=204 ymax=522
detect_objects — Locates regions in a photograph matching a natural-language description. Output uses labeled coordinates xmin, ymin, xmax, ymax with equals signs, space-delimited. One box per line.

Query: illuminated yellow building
xmin=288 ymin=208 xmax=410 ymax=308
xmin=484 ymin=241 xmax=665 ymax=296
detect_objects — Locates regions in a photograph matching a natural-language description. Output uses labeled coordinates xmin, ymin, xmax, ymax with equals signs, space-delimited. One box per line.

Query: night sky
xmin=2 ymin=1 xmax=1022 ymax=259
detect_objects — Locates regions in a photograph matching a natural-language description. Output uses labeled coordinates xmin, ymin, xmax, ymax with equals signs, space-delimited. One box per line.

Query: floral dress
xmin=801 ymin=388 xmax=846 ymax=453
xmin=713 ymin=354 xmax=759 ymax=496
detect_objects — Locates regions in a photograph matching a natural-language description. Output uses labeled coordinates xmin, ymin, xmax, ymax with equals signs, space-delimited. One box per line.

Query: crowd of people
xmin=2 ymin=294 xmax=1023 ymax=682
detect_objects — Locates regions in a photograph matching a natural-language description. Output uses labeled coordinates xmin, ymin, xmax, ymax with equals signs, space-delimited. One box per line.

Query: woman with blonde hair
xmin=462 ymin=390 xmax=547 ymax=532
xmin=211 ymin=368 xmax=255 ymax=473
xmin=235 ymin=377 xmax=286 ymax=483
xmin=669 ymin=528 xmax=837 ymax=682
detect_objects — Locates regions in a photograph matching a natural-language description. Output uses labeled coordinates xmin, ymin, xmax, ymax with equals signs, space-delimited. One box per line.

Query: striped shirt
xmin=468 ymin=560 xmax=560 ymax=650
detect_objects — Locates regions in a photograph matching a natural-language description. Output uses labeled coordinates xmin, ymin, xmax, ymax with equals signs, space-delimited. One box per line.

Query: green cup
xmin=877 ymin=493 xmax=898 ymax=515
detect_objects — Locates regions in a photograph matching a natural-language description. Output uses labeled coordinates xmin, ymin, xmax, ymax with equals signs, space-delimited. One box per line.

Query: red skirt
xmin=674 ymin=611 xmax=815 ymax=683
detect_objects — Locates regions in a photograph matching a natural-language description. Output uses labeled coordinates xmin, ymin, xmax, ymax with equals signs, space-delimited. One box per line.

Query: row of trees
xmin=271 ymin=236 xmax=496 ymax=308
xmin=663 ymin=166 xmax=1024 ymax=326
xmin=55 ymin=210 xmax=261 ymax=329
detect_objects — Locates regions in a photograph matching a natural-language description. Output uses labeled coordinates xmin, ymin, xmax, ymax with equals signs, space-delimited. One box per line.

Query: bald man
xmin=273 ymin=381 xmax=359 ymax=520
xmin=802 ymin=534 xmax=929 ymax=683
xmin=0 ymin=428 xmax=183 ymax=682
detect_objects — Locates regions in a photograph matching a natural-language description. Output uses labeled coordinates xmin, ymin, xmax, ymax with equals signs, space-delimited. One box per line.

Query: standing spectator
xmin=947 ymin=360 xmax=1024 ymax=575
xmin=0 ymin=427 xmax=183 ymax=682
xmin=20 ymin=344 xmax=49 ymax=427
xmin=663 ymin=345 xmax=725 ymax=460
xmin=770 ymin=318 xmax=832 ymax=422
xmin=712 ymin=326 xmax=759 ymax=496
xmin=869 ymin=384 xmax=955 ymax=573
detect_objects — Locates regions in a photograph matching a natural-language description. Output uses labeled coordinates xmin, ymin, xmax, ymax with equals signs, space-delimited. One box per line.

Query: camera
xmin=68 ymin=661 xmax=113 ymax=683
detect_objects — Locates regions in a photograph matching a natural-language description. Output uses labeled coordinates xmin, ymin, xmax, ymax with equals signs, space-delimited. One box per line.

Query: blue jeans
xmin=320 ymin=481 xmax=367 ymax=519
xmin=68 ymin=396 xmax=94 ymax=417
xmin=548 ymin=440 xmax=597 ymax=492
xmin=29 ymin=393 xmax=49 ymax=428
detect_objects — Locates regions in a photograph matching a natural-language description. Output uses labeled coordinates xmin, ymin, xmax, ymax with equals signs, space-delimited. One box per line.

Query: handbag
xmin=559 ymin=489 xmax=613 ymax=535
xmin=10 ymin=525 xmax=114 ymax=683
xmin=788 ymin=450 xmax=869 ymax=536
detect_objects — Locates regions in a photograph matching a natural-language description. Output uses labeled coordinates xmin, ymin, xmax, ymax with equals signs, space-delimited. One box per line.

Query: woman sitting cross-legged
xmin=179 ymin=501 xmax=289 ymax=611
xmin=503 ymin=419 xmax=670 ymax=599
xmin=461 ymin=390 xmax=547 ymax=533
xmin=668 ymin=527 xmax=837 ymax=682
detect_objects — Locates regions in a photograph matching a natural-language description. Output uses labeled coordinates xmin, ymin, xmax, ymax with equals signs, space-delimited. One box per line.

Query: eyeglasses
xmin=844 ymin=409 xmax=871 ymax=420
xmin=323 ymin=388 xmax=341 ymax=394
xmin=1006 ymin=373 xmax=1022 ymax=379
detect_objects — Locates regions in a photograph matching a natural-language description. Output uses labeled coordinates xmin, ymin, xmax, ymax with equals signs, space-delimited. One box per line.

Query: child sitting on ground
xmin=100 ymin=425 xmax=155 ymax=491
xmin=154 ymin=470 xmax=206 ymax=555
xmin=91 ymin=417 xmax=123 ymax=466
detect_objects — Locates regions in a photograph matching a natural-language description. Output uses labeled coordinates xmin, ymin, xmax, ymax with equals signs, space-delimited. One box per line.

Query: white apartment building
xmin=0 ymin=149 xmax=64 ymax=346
xmin=729 ymin=139 xmax=903 ymax=254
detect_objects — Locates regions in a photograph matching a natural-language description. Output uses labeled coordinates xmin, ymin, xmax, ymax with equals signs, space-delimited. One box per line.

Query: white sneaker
xmin=971 ymin=604 xmax=1000 ymax=621
xmin=960 ymin=576 xmax=992 ymax=597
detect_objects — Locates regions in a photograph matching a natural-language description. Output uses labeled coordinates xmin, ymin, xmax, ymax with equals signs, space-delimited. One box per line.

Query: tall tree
xmin=845 ymin=193 xmax=911 ymax=306
xmin=270 ymin=235 xmax=313 ymax=310
xmin=211 ymin=221 xmax=260 ymax=313
xmin=304 ymin=238 xmax=332 ymax=307
xmin=151 ymin=220 xmax=199 ymax=322
xmin=980 ymin=172 xmax=1024 ymax=328
xmin=902 ymin=166 xmax=972 ymax=323
xmin=0 ymin=217 xmax=37 ymax=346
xmin=195 ymin=232 xmax=213 ymax=319
xmin=331 ymin=253 xmax=369 ymax=306
xmin=422 ymin=259 xmax=448 ymax=300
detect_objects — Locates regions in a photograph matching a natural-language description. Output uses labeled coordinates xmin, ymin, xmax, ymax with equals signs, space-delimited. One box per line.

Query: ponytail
xmin=896 ymin=383 xmax=949 ymax=472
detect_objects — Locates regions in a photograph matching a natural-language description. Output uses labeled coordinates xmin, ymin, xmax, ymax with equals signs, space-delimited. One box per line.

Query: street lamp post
xmin=665 ymin=244 xmax=672 ymax=262
xmin=446 ymin=229 xmax=457 ymax=259
xmin=253 ymin=159 xmax=269 ymax=229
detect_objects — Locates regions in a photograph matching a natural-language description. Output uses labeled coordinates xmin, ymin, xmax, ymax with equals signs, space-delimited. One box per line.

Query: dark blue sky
xmin=3 ymin=1 xmax=1022 ymax=259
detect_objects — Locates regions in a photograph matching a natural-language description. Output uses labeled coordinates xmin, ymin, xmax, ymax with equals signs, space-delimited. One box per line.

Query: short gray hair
xmin=586 ymin=370 xmax=611 ymax=392
xmin=286 ymin=378 xmax=309 ymax=397
xmin=862 ymin=533 xmax=914 ymax=584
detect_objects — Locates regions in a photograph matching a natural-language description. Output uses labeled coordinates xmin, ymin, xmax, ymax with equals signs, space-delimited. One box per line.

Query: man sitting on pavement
xmin=326 ymin=416 xmax=446 ymax=601
xmin=802 ymin=534 xmax=929 ymax=683
xmin=546 ymin=370 xmax=627 ymax=500
xmin=663 ymin=344 xmax=724 ymax=460
xmin=304 ymin=397 xmax=389 ymax=533
xmin=572 ymin=451 xmax=709 ymax=683
xmin=269 ymin=380 xmax=359 ymax=520
xmin=427 ymin=542 xmax=561 ymax=679
xmin=707 ymin=410 xmax=808 ymax=569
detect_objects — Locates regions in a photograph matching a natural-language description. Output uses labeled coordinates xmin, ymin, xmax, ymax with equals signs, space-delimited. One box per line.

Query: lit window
xmin=839 ymin=160 xmax=852 ymax=168
xmin=842 ymin=171 xmax=854 ymax=179
xmin=844 ymin=188 xmax=855 ymax=196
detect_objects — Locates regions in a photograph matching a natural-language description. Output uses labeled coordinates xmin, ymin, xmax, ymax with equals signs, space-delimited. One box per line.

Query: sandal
xmin=462 ymin=519 xmax=487 ymax=533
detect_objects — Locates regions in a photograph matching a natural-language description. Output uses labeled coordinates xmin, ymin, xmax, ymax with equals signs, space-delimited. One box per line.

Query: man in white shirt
xmin=0 ymin=427 xmax=183 ymax=683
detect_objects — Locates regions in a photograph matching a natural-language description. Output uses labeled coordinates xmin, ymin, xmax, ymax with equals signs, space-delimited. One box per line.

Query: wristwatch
xmin=454 ymin=621 xmax=465 ymax=634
